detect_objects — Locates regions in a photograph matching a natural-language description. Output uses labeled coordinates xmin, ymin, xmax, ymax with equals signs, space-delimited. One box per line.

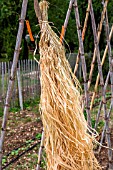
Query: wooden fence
xmin=0 ymin=54 xmax=91 ymax=110
xmin=0 ymin=59 xmax=40 ymax=110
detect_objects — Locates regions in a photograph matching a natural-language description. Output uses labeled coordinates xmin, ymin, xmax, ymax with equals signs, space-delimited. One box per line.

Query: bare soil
xmin=0 ymin=109 xmax=112 ymax=170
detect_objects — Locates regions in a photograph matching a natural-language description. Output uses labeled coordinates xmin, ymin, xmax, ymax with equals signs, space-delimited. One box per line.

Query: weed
xmin=84 ymin=110 xmax=104 ymax=132
xmin=2 ymin=156 xmax=7 ymax=165
xmin=36 ymin=117 xmax=41 ymax=123
xmin=24 ymin=117 xmax=32 ymax=123
xmin=36 ymin=133 xmax=42 ymax=140
xmin=11 ymin=149 xmax=19 ymax=156
xmin=41 ymin=150 xmax=46 ymax=169
xmin=97 ymin=120 xmax=104 ymax=133
xmin=10 ymin=107 xmax=20 ymax=113
xmin=0 ymin=107 xmax=3 ymax=117
xmin=91 ymin=119 xmax=95 ymax=128
xmin=23 ymin=97 xmax=40 ymax=109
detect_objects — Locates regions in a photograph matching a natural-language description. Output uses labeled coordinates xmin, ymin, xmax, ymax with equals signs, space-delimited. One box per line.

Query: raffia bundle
xmin=39 ymin=1 xmax=101 ymax=169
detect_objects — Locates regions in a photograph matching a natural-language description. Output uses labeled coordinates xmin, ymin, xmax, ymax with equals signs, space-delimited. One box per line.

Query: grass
xmin=0 ymin=96 xmax=40 ymax=117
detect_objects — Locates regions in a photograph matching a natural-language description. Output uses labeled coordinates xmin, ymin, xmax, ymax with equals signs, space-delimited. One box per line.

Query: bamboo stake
xmin=89 ymin=1 xmax=112 ymax=168
xmin=105 ymin=14 xmax=113 ymax=114
xmin=74 ymin=1 xmax=91 ymax=74
xmin=89 ymin=0 xmax=107 ymax=131
xmin=34 ymin=0 xmax=42 ymax=28
xmin=98 ymin=104 xmax=112 ymax=154
xmin=104 ymin=8 xmax=113 ymax=168
xmin=73 ymin=0 xmax=91 ymax=127
xmin=94 ymin=71 xmax=110 ymax=130
xmin=0 ymin=0 xmax=28 ymax=169
xmin=36 ymin=129 xmax=45 ymax=170
xmin=34 ymin=2 xmax=45 ymax=169
xmin=90 ymin=25 xmax=113 ymax=110
xmin=98 ymin=98 xmax=113 ymax=154
xmin=74 ymin=0 xmax=107 ymax=76
xmin=88 ymin=0 xmax=108 ymax=90
xmin=59 ymin=0 xmax=75 ymax=43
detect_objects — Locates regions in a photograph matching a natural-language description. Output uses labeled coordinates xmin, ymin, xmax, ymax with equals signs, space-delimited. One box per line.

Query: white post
xmin=17 ymin=65 xmax=23 ymax=110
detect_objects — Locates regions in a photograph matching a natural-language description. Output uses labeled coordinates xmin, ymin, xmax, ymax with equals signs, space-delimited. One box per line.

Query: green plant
xmin=0 ymin=107 xmax=3 ymax=117
xmin=36 ymin=133 xmax=42 ymax=140
xmin=10 ymin=107 xmax=20 ymax=113
xmin=11 ymin=149 xmax=20 ymax=156
xmin=23 ymin=97 xmax=40 ymax=110
xmin=97 ymin=120 xmax=104 ymax=133
xmin=91 ymin=119 xmax=96 ymax=128
xmin=2 ymin=156 xmax=7 ymax=165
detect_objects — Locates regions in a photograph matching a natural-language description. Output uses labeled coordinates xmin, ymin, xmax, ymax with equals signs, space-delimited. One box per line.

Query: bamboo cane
xmin=89 ymin=1 xmax=112 ymax=168
xmin=34 ymin=0 xmax=42 ymax=28
xmin=73 ymin=0 xmax=91 ymax=127
xmin=94 ymin=71 xmax=110 ymax=130
xmin=74 ymin=1 xmax=91 ymax=74
xmin=98 ymin=98 xmax=112 ymax=153
xmin=88 ymin=0 xmax=108 ymax=90
xmin=0 ymin=0 xmax=28 ymax=169
xmin=104 ymin=8 xmax=113 ymax=168
xmin=34 ymin=2 xmax=45 ymax=169
xmin=36 ymin=129 xmax=45 ymax=170
xmin=60 ymin=0 xmax=75 ymax=43
xmin=90 ymin=25 xmax=113 ymax=110
xmin=105 ymin=13 xmax=113 ymax=113
xmin=89 ymin=0 xmax=107 ymax=131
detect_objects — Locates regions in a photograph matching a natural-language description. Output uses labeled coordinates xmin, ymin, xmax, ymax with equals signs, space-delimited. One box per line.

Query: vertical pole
xmin=34 ymin=0 xmax=42 ymax=28
xmin=88 ymin=0 xmax=108 ymax=89
xmin=89 ymin=1 xmax=112 ymax=169
xmin=0 ymin=0 xmax=28 ymax=169
xmin=36 ymin=129 xmax=45 ymax=170
xmin=90 ymin=26 xmax=113 ymax=110
xmin=104 ymin=6 xmax=113 ymax=169
xmin=59 ymin=0 xmax=75 ymax=43
xmin=17 ymin=63 xmax=23 ymax=110
xmin=74 ymin=1 xmax=91 ymax=74
xmin=2 ymin=63 xmax=4 ymax=100
xmin=73 ymin=0 xmax=91 ymax=127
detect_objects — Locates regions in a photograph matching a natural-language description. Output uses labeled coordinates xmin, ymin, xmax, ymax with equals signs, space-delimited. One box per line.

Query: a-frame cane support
xmin=0 ymin=0 xmax=28 ymax=169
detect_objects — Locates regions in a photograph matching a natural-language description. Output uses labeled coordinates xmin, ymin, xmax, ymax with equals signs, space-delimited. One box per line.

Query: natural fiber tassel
xmin=39 ymin=1 xmax=101 ymax=169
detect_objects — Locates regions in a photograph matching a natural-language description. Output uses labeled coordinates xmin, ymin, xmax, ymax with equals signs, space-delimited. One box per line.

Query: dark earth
xmin=0 ymin=109 xmax=112 ymax=170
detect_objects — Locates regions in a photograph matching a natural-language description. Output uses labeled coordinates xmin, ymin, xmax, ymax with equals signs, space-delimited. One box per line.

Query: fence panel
xmin=0 ymin=54 xmax=85 ymax=110
xmin=0 ymin=59 xmax=40 ymax=110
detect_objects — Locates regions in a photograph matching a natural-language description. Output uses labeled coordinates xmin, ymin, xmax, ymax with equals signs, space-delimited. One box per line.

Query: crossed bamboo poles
xmin=60 ymin=0 xmax=113 ymax=168
xmin=0 ymin=0 xmax=113 ymax=169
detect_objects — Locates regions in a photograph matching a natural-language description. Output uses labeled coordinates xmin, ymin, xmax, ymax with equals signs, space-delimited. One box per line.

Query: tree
xmin=0 ymin=0 xmax=113 ymax=60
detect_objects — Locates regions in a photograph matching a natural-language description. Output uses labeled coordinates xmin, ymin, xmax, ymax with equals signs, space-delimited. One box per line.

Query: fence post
xmin=17 ymin=66 xmax=23 ymax=110
xmin=2 ymin=62 xmax=4 ymax=98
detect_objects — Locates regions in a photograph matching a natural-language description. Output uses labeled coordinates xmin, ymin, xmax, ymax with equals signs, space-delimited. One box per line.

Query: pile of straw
xmin=39 ymin=1 xmax=101 ymax=169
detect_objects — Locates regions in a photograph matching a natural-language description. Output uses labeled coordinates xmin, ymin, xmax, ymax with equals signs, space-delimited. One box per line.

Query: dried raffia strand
xmin=39 ymin=1 xmax=101 ymax=170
